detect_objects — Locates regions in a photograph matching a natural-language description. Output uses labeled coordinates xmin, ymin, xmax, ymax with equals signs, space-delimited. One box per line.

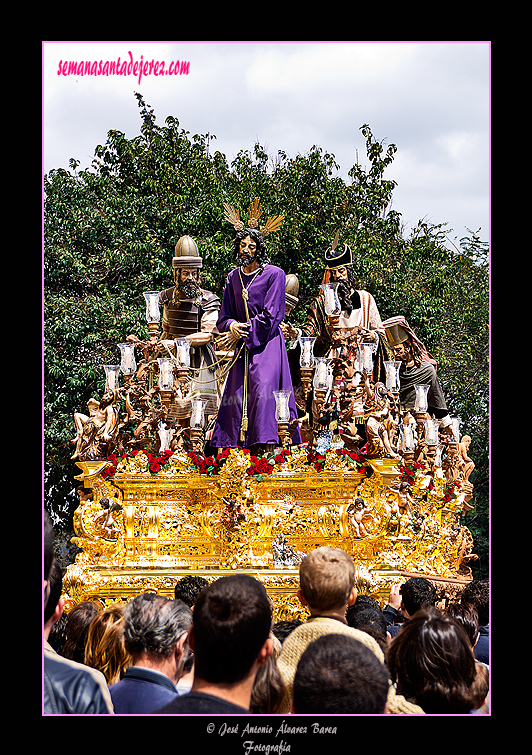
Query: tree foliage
xmin=44 ymin=94 xmax=489 ymax=574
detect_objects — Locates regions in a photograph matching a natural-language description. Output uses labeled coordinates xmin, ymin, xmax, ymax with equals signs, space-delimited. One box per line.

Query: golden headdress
xmin=223 ymin=197 xmax=283 ymax=237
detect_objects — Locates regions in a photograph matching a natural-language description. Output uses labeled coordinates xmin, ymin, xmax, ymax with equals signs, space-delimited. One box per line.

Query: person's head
xmin=445 ymin=602 xmax=480 ymax=647
xmin=346 ymin=600 xmax=389 ymax=653
xmin=461 ymin=579 xmax=489 ymax=626
xmin=234 ymin=228 xmax=269 ymax=269
xmin=175 ymin=267 xmax=201 ymax=299
xmin=272 ymin=618 xmax=303 ymax=644
xmin=44 ymin=559 xmax=63 ymax=626
xmin=353 ymin=594 xmax=381 ymax=612
xmin=62 ymin=600 xmax=101 ymax=663
xmin=174 ymin=575 xmax=209 ymax=607
xmin=44 ymin=559 xmax=65 ymax=643
xmin=250 ymin=635 xmax=286 ymax=715
xmin=386 ymin=607 xmax=477 ymax=714
xmin=100 ymin=389 xmax=116 ymax=408
xmin=123 ymin=593 xmax=192 ymax=678
xmin=346 ymin=605 xmax=387 ymax=639
xmin=331 ymin=265 xmax=349 ymax=282
xmin=292 ymin=634 xmax=390 ymax=714
xmin=470 ymin=662 xmax=490 ymax=711
xmin=171 ymin=235 xmax=202 ymax=297
xmin=84 ymin=604 xmax=131 ymax=684
xmin=123 ymin=594 xmax=191 ymax=658
xmin=48 ymin=611 xmax=69 ymax=654
xmin=190 ymin=575 xmax=273 ymax=685
xmin=298 ymin=547 xmax=356 ymax=613
xmin=400 ymin=577 xmax=437 ymax=617
xmin=392 ymin=339 xmax=413 ymax=364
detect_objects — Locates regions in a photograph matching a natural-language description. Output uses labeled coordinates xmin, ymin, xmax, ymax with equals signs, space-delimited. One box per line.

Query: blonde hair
xmin=84 ymin=604 xmax=131 ymax=684
xmin=299 ymin=547 xmax=355 ymax=612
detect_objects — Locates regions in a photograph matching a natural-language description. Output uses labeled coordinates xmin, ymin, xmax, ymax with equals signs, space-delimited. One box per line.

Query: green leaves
xmin=44 ymin=96 xmax=489 ymax=571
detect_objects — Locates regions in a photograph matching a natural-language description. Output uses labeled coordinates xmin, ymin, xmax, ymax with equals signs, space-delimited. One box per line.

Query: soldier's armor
xmin=160 ymin=288 xmax=219 ymax=335
xmin=159 ymin=287 xmax=220 ymax=369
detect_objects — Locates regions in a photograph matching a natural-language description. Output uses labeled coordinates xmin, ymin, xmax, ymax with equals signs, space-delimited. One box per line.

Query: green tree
xmin=44 ymin=96 xmax=489 ymax=574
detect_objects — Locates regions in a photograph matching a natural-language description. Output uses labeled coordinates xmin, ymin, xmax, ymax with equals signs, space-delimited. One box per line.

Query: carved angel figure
xmin=387 ymin=482 xmax=415 ymax=517
xmin=93 ymin=497 xmax=123 ymax=539
xmin=349 ymin=497 xmax=369 ymax=538
xmin=365 ymin=382 xmax=400 ymax=459
xmin=71 ymin=390 xmax=120 ymax=461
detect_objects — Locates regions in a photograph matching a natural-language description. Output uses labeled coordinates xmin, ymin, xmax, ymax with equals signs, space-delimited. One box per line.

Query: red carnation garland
xmin=99 ymin=445 xmax=366 ymax=480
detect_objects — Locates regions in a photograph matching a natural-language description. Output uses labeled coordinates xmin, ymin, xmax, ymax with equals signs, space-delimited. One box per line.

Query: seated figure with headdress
xmin=382 ymin=316 xmax=453 ymax=434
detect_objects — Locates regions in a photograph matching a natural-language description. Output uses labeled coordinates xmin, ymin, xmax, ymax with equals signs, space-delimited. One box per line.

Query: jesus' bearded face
xmin=238 ymin=235 xmax=257 ymax=268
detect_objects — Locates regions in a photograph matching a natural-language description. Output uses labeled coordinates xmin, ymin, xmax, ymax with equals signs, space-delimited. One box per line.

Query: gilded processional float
xmin=62 ymin=200 xmax=479 ymax=619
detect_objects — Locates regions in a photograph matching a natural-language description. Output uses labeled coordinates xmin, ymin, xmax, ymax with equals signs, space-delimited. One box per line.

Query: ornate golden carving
xmin=64 ymin=447 xmax=474 ymax=612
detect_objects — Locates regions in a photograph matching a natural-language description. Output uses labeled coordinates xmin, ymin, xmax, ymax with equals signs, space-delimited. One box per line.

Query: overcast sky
xmin=42 ymin=41 xmax=490 ymax=249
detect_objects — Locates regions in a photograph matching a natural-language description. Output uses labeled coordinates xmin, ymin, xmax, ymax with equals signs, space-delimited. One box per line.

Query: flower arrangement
xmin=101 ymin=449 xmax=174 ymax=478
xmin=100 ymin=445 xmax=366 ymax=480
xmin=398 ymin=459 xmax=461 ymax=504
xmin=399 ymin=460 xmax=426 ymax=486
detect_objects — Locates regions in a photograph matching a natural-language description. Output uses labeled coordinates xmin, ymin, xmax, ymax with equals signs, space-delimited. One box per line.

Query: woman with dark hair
xmin=61 ymin=601 xmax=100 ymax=664
xmin=386 ymin=607 xmax=478 ymax=714
xmin=445 ymin=602 xmax=489 ymax=713
xmin=445 ymin=602 xmax=480 ymax=648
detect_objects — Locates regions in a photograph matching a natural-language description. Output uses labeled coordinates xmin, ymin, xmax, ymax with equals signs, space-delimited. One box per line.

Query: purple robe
xmin=212 ymin=264 xmax=301 ymax=448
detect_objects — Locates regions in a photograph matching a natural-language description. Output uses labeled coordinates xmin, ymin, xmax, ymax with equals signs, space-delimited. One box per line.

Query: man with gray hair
xmin=109 ymin=593 xmax=192 ymax=714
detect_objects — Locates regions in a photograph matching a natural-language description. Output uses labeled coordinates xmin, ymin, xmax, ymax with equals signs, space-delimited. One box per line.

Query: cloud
xmin=43 ymin=41 xmax=490 ymax=243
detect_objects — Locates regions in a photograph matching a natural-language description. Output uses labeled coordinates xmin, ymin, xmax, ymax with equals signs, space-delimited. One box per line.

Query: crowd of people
xmin=44 ymin=512 xmax=489 ymax=716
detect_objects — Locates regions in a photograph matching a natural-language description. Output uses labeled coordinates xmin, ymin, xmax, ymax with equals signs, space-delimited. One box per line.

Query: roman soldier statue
xmin=158 ymin=235 xmax=221 ymax=418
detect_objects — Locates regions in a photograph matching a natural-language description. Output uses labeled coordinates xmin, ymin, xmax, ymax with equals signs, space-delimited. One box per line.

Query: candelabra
xmin=313 ymin=357 xmax=332 ymax=414
xmin=424 ymin=417 xmax=441 ymax=466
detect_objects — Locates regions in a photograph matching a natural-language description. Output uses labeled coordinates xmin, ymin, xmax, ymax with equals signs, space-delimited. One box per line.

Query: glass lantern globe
xmin=103 ymin=364 xmax=121 ymax=391
xmin=174 ymin=339 xmax=191 ymax=369
xmin=299 ymin=337 xmax=316 ymax=369
xmin=143 ymin=291 xmax=161 ymax=323
xmin=157 ymin=358 xmax=174 ymax=391
xmin=118 ymin=342 xmax=137 ymax=376
xmin=414 ymin=383 xmax=430 ymax=413
xmin=273 ymin=390 xmax=292 ymax=423
xmin=320 ymin=282 xmax=341 ymax=317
